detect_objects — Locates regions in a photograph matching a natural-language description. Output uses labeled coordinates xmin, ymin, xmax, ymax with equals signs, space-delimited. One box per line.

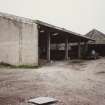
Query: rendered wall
xmin=0 ymin=15 xmax=38 ymax=66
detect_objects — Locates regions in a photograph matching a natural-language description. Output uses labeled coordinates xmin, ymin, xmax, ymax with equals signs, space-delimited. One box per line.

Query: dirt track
xmin=0 ymin=58 xmax=105 ymax=105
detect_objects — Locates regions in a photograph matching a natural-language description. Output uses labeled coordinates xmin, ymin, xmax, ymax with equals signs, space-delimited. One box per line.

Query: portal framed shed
xmin=0 ymin=12 xmax=93 ymax=66
xmin=85 ymin=29 xmax=105 ymax=56
xmin=36 ymin=20 xmax=94 ymax=62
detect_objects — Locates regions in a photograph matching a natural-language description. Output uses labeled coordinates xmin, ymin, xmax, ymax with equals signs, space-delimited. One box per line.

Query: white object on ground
xmin=28 ymin=97 xmax=58 ymax=105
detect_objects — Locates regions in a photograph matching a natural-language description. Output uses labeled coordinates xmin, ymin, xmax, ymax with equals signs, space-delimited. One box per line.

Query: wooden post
xmin=47 ymin=32 xmax=51 ymax=62
xmin=78 ymin=41 xmax=81 ymax=59
xmin=65 ymin=37 xmax=69 ymax=60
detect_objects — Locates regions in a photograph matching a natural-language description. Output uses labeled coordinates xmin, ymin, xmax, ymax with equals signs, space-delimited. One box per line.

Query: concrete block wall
xmin=0 ymin=13 xmax=38 ymax=66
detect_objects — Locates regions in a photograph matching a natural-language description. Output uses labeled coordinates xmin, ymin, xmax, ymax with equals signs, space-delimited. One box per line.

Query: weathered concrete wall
xmin=0 ymin=13 xmax=38 ymax=66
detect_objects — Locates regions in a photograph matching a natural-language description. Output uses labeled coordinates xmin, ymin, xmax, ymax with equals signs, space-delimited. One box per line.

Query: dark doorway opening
xmin=36 ymin=20 xmax=93 ymax=64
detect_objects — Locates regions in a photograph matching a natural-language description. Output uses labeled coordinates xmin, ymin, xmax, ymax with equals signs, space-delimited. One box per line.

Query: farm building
xmin=85 ymin=29 xmax=105 ymax=56
xmin=0 ymin=12 xmax=93 ymax=66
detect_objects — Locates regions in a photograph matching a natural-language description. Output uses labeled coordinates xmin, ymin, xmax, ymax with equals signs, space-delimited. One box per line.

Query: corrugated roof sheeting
xmin=85 ymin=29 xmax=105 ymax=44
xmin=0 ymin=12 xmax=94 ymax=42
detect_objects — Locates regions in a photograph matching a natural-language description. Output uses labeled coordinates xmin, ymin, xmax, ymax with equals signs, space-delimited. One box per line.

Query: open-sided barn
xmin=0 ymin=12 xmax=93 ymax=66
xmin=85 ymin=29 xmax=105 ymax=56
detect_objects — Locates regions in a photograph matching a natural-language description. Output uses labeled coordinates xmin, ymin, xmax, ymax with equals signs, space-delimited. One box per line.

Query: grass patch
xmin=0 ymin=62 xmax=12 ymax=68
xmin=14 ymin=65 xmax=40 ymax=69
xmin=0 ymin=62 xmax=40 ymax=69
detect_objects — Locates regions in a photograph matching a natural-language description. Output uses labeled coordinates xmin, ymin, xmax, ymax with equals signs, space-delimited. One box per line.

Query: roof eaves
xmin=35 ymin=20 xmax=94 ymax=41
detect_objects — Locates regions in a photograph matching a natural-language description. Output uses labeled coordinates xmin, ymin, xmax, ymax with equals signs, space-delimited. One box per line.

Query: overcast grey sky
xmin=0 ymin=0 xmax=105 ymax=34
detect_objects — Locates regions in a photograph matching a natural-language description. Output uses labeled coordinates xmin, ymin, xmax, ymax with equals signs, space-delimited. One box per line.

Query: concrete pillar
xmin=65 ymin=37 xmax=69 ymax=60
xmin=47 ymin=32 xmax=51 ymax=62
xmin=78 ymin=41 xmax=81 ymax=59
xmin=84 ymin=42 xmax=88 ymax=53
xmin=84 ymin=41 xmax=88 ymax=57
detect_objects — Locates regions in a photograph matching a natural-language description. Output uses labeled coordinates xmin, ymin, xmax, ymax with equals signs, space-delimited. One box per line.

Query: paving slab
xmin=28 ymin=97 xmax=58 ymax=105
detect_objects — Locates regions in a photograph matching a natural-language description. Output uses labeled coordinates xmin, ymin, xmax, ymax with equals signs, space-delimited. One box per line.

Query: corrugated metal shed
xmin=85 ymin=29 xmax=105 ymax=44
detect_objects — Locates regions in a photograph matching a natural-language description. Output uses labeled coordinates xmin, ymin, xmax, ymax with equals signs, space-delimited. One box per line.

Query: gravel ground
xmin=0 ymin=58 xmax=105 ymax=105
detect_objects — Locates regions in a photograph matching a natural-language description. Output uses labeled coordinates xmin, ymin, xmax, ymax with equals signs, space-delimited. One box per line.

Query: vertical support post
xmin=84 ymin=41 xmax=88 ymax=57
xmin=65 ymin=36 xmax=69 ymax=60
xmin=78 ymin=41 xmax=81 ymax=59
xmin=47 ymin=32 xmax=51 ymax=62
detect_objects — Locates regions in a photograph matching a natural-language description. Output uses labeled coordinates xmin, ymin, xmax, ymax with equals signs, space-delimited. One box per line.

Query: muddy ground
xmin=0 ymin=58 xmax=105 ymax=105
